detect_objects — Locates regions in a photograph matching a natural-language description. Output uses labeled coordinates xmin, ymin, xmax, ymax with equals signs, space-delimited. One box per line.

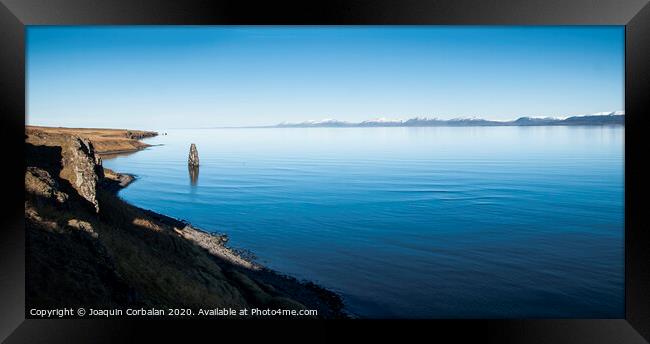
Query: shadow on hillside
xmin=25 ymin=142 xmax=62 ymax=178
xmin=25 ymin=143 xmax=134 ymax=309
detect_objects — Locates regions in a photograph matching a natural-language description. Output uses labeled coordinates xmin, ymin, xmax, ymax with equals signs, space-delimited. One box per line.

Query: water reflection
xmin=99 ymin=151 xmax=139 ymax=160
xmin=188 ymin=165 xmax=199 ymax=186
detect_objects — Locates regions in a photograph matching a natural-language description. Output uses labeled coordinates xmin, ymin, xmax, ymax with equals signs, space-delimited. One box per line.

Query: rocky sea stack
xmin=188 ymin=143 xmax=200 ymax=167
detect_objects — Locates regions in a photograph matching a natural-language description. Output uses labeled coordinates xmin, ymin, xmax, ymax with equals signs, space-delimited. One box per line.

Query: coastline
xmin=103 ymin=168 xmax=346 ymax=313
xmin=102 ymin=168 xmax=262 ymax=271
xmin=25 ymin=126 xmax=347 ymax=318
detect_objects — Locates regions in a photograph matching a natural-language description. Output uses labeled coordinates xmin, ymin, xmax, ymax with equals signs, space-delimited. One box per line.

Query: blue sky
xmin=27 ymin=26 xmax=624 ymax=129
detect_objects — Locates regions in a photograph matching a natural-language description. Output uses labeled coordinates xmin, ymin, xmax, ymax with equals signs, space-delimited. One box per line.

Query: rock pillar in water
xmin=188 ymin=143 xmax=200 ymax=167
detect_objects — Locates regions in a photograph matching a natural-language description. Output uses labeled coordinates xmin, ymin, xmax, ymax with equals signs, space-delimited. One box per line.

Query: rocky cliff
xmin=27 ymin=131 xmax=104 ymax=212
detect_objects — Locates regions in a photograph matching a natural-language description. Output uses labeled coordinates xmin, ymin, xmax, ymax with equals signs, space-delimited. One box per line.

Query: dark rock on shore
xmin=26 ymin=132 xmax=104 ymax=212
xmin=126 ymin=130 xmax=157 ymax=140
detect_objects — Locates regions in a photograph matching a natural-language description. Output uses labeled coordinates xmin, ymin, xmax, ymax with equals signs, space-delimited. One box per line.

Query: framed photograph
xmin=1 ymin=0 xmax=649 ymax=342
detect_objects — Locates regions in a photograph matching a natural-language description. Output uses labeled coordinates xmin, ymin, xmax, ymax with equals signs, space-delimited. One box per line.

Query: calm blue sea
xmin=102 ymin=126 xmax=624 ymax=318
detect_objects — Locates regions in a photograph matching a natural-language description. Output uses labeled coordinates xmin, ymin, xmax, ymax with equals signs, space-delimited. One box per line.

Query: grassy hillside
xmin=26 ymin=126 xmax=158 ymax=154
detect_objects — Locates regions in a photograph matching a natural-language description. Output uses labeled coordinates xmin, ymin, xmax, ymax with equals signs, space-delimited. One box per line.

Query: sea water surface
xmin=102 ymin=126 xmax=624 ymax=318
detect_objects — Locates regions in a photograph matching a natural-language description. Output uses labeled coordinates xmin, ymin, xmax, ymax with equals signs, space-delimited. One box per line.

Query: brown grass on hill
xmin=26 ymin=126 xmax=158 ymax=154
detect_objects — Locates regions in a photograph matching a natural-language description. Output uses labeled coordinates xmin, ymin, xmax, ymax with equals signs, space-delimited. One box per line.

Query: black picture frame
xmin=1 ymin=0 xmax=648 ymax=342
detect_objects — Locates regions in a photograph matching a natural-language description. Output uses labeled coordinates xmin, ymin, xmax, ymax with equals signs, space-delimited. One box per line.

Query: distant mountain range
xmin=274 ymin=111 xmax=625 ymax=128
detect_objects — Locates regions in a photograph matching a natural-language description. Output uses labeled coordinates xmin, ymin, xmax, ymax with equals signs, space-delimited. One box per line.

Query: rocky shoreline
xmin=25 ymin=126 xmax=346 ymax=318
xmin=102 ymin=168 xmax=261 ymax=271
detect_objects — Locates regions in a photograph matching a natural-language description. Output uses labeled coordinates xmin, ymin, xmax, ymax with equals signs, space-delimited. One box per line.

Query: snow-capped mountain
xmin=361 ymin=118 xmax=404 ymax=124
xmin=274 ymin=111 xmax=624 ymax=128
xmin=277 ymin=119 xmax=353 ymax=127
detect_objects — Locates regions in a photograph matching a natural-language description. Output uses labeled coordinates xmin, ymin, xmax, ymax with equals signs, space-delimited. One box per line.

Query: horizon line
xmin=25 ymin=110 xmax=625 ymax=130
